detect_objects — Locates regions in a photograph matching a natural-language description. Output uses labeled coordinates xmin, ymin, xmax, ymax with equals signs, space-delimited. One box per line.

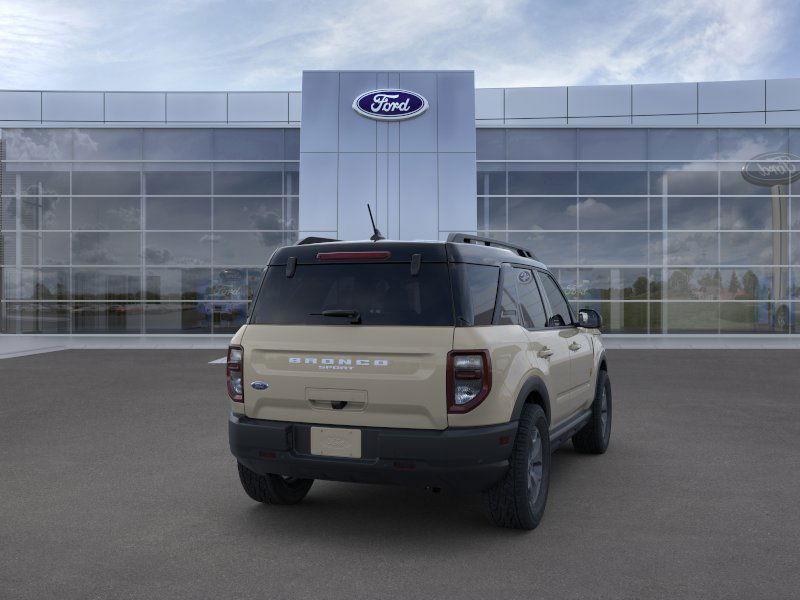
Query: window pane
xmin=578 ymin=197 xmax=647 ymax=230
xmin=721 ymin=197 xmax=785 ymax=230
xmin=145 ymin=197 xmax=211 ymax=230
xmin=452 ymin=264 xmax=499 ymax=326
xmin=284 ymin=164 xmax=299 ymax=196
xmin=143 ymin=129 xmax=213 ymax=160
xmin=72 ymin=197 xmax=140 ymax=230
xmin=73 ymin=129 xmax=141 ymax=160
xmin=508 ymin=169 xmax=576 ymax=195
xmin=477 ymin=165 xmax=506 ymax=195
xmin=720 ymin=168 xmax=774 ymax=195
xmin=213 ymin=303 xmax=249 ymax=334
xmin=144 ymin=171 xmax=211 ymax=195
xmin=668 ymin=197 xmax=718 ymax=230
xmin=514 ymin=268 xmax=547 ymax=328
xmin=1 ymin=197 xmax=16 ymax=227
xmin=578 ymin=129 xmax=646 ymax=160
xmin=4 ymin=129 xmax=72 ymax=160
xmin=476 ymin=129 xmax=505 ymax=160
xmin=650 ymin=169 xmax=717 ymax=195
xmin=213 ymin=170 xmax=282 ymax=195
xmin=539 ymin=272 xmax=572 ymax=326
xmin=146 ymin=268 xmax=212 ymax=301
xmin=579 ymin=171 xmax=647 ymax=196
xmin=2 ymin=302 xmax=70 ymax=333
xmin=507 ymin=129 xmax=576 ymax=160
xmin=719 ymin=267 xmax=784 ymax=301
xmin=11 ymin=170 xmax=70 ymax=195
xmin=213 ymin=197 xmax=284 ymax=230
xmin=20 ymin=196 xmax=69 ymax=230
xmin=145 ymin=303 xmax=212 ymax=333
xmin=496 ymin=267 xmax=518 ymax=326
xmin=580 ymin=301 xmax=647 ymax=334
xmin=579 ymin=233 xmax=649 ymax=265
xmin=212 ymin=232 xmax=283 ymax=265
xmin=73 ymin=303 xmax=142 ymax=333
xmin=285 ymin=129 xmax=300 ymax=159
xmin=509 ymin=197 xmax=576 ymax=230
xmin=666 ymin=268 xmax=720 ymax=300
xmin=666 ymin=232 xmax=718 ymax=265
xmin=718 ymin=129 xmax=788 ymax=160
xmin=214 ymin=129 xmax=283 ymax=160
xmin=72 ymin=171 xmax=140 ymax=196
xmin=72 ymin=232 xmax=140 ymax=265
xmin=507 ymin=232 xmax=577 ymax=265
xmin=145 ymin=232 xmax=212 ymax=265
xmin=477 ymin=197 xmax=506 ymax=230
xmin=211 ymin=267 xmax=263 ymax=301
xmin=72 ymin=268 xmax=141 ymax=300
xmin=719 ymin=302 xmax=778 ymax=333
xmin=10 ymin=268 xmax=69 ymax=300
xmin=19 ymin=232 xmax=70 ymax=265
xmin=577 ymin=268 xmax=649 ymax=300
xmin=648 ymin=129 xmax=717 ymax=161
xmin=720 ymin=232 xmax=776 ymax=265
xmin=664 ymin=302 xmax=719 ymax=333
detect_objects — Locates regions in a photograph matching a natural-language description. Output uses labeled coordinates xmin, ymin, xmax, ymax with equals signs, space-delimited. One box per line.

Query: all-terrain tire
xmin=572 ymin=369 xmax=612 ymax=454
xmin=483 ymin=404 xmax=550 ymax=530
xmin=237 ymin=462 xmax=314 ymax=505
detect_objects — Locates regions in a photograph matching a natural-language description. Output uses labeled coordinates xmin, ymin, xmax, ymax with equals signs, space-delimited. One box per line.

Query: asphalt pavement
xmin=1 ymin=349 xmax=798 ymax=599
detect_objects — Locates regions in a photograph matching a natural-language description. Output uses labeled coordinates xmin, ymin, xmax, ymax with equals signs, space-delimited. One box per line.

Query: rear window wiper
xmin=310 ymin=309 xmax=362 ymax=324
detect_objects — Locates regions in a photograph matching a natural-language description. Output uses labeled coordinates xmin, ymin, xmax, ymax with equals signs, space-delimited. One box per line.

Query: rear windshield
xmin=250 ymin=263 xmax=455 ymax=326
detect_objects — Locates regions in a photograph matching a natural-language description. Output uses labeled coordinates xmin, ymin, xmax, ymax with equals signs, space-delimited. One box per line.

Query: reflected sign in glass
xmin=741 ymin=152 xmax=800 ymax=187
xmin=352 ymin=89 xmax=428 ymax=121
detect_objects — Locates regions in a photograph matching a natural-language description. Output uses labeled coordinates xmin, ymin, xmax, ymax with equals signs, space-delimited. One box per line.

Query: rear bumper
xmin=229 ymin=413 xmax=517 ymax=493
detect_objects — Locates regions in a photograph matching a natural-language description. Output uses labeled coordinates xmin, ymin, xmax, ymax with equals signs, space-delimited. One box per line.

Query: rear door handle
xmin=537 ymin=347 xmax=554 ymax=358
xmin=569 ymin=342 xmax=581 ymax=351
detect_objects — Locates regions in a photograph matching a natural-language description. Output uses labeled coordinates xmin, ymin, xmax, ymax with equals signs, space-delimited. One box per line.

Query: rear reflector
xmin=316 ymin=251 xmax=391 ymax=261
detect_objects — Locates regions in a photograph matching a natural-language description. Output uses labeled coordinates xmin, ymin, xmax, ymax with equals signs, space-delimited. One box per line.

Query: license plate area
xmin=310 ymin=427 xmax=362 ymax=459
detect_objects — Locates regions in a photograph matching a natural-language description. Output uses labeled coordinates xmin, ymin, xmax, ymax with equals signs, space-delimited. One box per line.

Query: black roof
xmin=269 ymin=237 xmax=548 ymax=269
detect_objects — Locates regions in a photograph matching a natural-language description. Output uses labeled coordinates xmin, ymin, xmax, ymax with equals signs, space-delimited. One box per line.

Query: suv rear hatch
xmin=241 ymin=244 xmax=454 ymax=430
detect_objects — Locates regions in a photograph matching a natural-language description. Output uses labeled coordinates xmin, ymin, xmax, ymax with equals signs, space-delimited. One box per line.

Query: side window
xmin=496 ymin=266 xmax=519 ymax=325
xmin=514 ymin=268 xmax=547 ymax=329
xmin=452 ymin=264 xmax=500 ymax=326
xmin=538 ymin=272 xmax=573 ymax=327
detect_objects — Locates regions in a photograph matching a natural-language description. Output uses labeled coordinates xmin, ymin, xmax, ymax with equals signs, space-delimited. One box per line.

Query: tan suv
xmin=227 ymin=234 xmax=611 ymax=530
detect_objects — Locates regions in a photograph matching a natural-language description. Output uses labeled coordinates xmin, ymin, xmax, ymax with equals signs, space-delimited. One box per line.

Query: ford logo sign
xmin=250 ymin=381 xmax=269 ymax=390
xmin=352 ymin=89 xmax=428 ymax=121
xmin=741 ymin=152 xmax=800 ymax=187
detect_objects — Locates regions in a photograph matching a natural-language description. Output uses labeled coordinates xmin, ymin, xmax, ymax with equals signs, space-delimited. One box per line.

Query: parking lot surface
xmin=1 ymin=349 xmax=799 ymax=599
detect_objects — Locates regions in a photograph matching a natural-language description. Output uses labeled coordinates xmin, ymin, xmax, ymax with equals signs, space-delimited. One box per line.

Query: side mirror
xmin=577 ymin=308 xmax=602 ymax=329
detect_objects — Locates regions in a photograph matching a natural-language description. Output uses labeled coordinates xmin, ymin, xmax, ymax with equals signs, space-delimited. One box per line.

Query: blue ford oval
xmin=352 ymin=89 xmax=428 ymax=121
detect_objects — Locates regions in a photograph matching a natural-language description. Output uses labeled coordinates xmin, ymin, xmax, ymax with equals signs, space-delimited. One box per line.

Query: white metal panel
xmin=568 ymin=116 xmax=631 ymax=125
xmin=105 ymin=92 xmax=165 ymax=122
xmin=289 ymin=92 xmax=302 ymax=122
xmin=0 ymin=91 xmax=41 ymax=121
xmin=698 ymin=112 xmax=765 ymax=125
xmin=698 ymin=80 xmax=764 ymax=113
xmin=765 ymin=111 xmax=800 ymax=126
xmin=632 ymin=114 xmax=698 ymax=125
xmin=505 ymin=86 xmax=567 ymax=119
xmin=42 ymin=92 xmax=103 ymax=121
xmin=475 ymin=88 xmax=503 ymax=120
xmin=399 ymin=153 xmax=438 ymax=240
xmin=337 ymin=153 xmax=377 ymax=240
xmin=228 ymin=92 xmax=288 ymax=122
xmin=476 ymin=119 xmax=506 ymax=126
xmin=437 ymin=71 xmax=476 ymax=153
xmin=568 ymin=85 xmax=631 ymax=117
xmin=766 ymin=79 xmax=800 ymax=111
xmin=398 ymin=72 xmax=438 ymax=152
xmin=298 ymin=152 xmax=338 ymax=232
xmin=504 ymin=118 xmax=568 ymax=126
xmin=632 ymin=82 xmax=696 ymax=115
xmin=166 ymin=92 xmax=227 ymax=122
xmin=438 ymin=153 xmax=477 ymax=233
xmin=300 ymin=71 xmax=339 ymax=152
xmin=338 ymin=72 xmax=377 ymax=153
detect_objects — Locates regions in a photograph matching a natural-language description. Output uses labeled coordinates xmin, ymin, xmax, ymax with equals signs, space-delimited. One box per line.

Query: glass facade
xmin=0 ymin=128 xmax=299 ymax=334
xmin=478 ymin=128 xmax=800 ymax=335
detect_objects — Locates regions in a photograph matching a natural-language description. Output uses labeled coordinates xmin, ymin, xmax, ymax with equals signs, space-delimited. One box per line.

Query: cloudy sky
xmin=1 ymin=0 xmax=798 ymax=90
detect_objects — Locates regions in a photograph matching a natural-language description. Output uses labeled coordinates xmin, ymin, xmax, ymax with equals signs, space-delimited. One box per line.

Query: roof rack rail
xmin=296 ymin=236 xmax=339 ymax=245
xmin=446 ymin=233 xmax=537 ymax=259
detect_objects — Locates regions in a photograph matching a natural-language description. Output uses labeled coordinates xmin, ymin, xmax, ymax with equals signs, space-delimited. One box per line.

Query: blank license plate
xmin=310 ymin=427 xmax=362 ymax=459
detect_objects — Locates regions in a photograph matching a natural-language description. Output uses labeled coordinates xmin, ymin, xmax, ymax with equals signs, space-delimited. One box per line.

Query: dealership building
xmin=1 ymin=70 xmax=799 ymax=342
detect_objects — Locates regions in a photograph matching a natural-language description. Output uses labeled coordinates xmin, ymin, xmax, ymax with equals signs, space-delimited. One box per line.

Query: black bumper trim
xmin=229 ymin=414 xmax=517 ymax=492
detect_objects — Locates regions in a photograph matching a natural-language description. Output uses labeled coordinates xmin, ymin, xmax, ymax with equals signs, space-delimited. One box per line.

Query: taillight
xmin=447 ymin=350 xmax=491 ymax=413
xmin=227 ymin=345 xmax=244 ymax=402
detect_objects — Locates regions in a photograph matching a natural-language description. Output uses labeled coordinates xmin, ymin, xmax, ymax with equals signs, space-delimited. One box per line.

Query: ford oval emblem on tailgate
xmin=250 ymin=381 xmax=269 ymax=390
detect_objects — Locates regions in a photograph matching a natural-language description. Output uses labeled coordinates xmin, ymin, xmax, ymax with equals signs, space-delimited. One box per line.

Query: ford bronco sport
xmin=227 ymin=233 xmax=611 ymax=530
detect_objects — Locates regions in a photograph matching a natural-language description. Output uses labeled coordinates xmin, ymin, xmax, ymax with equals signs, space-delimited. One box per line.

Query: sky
xmin=0 ymin=0 xmax=798 ymax=91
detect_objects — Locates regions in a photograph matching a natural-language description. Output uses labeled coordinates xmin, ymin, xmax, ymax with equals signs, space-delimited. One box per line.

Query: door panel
xmin=566 ymin=328 xmax=595 ymax=409
xmin=525 ymin=329 xmax=573 ymax=424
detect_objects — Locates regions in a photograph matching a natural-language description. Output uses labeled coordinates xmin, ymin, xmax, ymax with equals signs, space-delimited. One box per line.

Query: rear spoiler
xmin=297 ymin=236 xmax=339 ymax=245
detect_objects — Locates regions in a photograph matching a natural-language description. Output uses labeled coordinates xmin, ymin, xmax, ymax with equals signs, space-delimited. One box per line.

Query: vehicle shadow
xmin=237 ymin=448 xmax=581 ymax=541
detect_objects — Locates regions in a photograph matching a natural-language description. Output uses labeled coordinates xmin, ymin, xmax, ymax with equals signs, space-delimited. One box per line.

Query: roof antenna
xmin=367 ymin=204 xmax=385 ymax=241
